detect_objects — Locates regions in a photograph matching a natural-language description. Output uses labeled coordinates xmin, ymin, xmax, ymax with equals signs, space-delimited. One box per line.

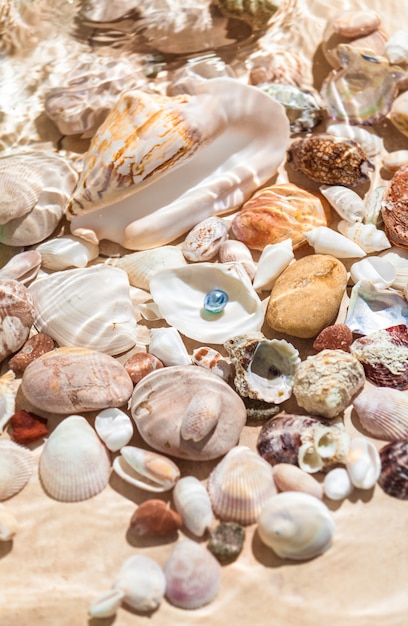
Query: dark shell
xmin=313 ymin=324 xmax=353 ymax=352
xmin=287 ymin=134 xmax=373 ymax=187
xmin=382 ymin=165 xmax=408 ymax=249
xmin=207 ymin=522 xmax=245 ymax=563
xmin=378 ymin=440 xmax=408 ymax=499
xmin=8 ymin=332 xmax=55 ymax=374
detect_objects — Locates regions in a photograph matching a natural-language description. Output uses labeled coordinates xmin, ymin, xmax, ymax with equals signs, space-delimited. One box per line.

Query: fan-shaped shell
xmin=0 ymin=158 xmax=43 ymax=224
xmin=0 ymin=440 xmax=34 ymax=501
xmin=353 ymin=387 xmax=408 ymax=441
xmin=207 ymin=445 xmax=277 ymax=525
xmin=39 ymin=415 xmax=111 ymax=502
xmin=113 ymin=446 xmax=180 ymax=492
xmin=173 ymin=476 xmax=214 ymax=536
xmin=36 ymin=235 xmax=99 ymax=271
xmin=115 ymin=246 xmax=187 ymax=290
xmin=258 ymin=492 xmax=335 ymax=560
xmin=382 ymin=164 xmax=408 ymax=248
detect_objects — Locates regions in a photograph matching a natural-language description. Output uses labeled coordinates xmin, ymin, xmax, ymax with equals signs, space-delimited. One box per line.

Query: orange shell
xmin=231 ymin=183 xmax=331 ymax=251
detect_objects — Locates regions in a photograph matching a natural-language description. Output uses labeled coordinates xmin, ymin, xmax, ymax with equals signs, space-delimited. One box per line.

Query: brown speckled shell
xmin=382 ymin=165 xmax=408 ymax=249
xmin=313 ymin=324 xmax=353 ymax=352
xmin=287 ymin=134 xmax=372 ymax=187
xmin=0 ymin=279 xmax=35 ymax=363
xmin=378 ymin=439 xmax=408 ymax=500
xmin=8 ymin=333 xmax=55 ymax=375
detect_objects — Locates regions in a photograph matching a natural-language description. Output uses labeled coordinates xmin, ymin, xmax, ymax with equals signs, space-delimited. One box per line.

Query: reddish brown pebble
xmin=9 ymin=333 xmax=55 ymax=374
xmin=313 ymin=324 xmax=353 ymax=352
xmin=130 ymin=499 xmax=182 ymax=536
xmin=124 ymin=352 xmax=164 ymax=385
xmin=10 ymin=409 xmax=48 ymax=445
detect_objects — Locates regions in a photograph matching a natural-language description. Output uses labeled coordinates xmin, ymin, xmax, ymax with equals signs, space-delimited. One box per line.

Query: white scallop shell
xmin=337 ymin=220 xmax=391 ymax=254
xmin=207 ymin=445 xmax=277 ymax=525
xmin=112 ymin=446 xmax=180 ymax=492
xmin=113 ymin=554 xmax=166 ymax=612
xmin=320 ymin=185 xmax=365 ymax=223
xmin=39 ymin=415 xmax=111 ymax=502
xmin=382 ymin=150 xmax=408 ymax=172
xmin=353 ymin=388 xmax=408 ymax=441
xmin=304 ymin=226 xmax=366 ymax=258
xmin=181 ymin=217 xmax=229 ymax=262
xmin=326 ymin=123 xmax=383 ymax=157
xmin=252 ymin=240 xmax=294 ymax=291
xmin=67 ymin=78 xmax=290 ymax=250
xmin=323 ymin=468 xmax=354 ymax=501
xmin=379 ymin=247 xmax=408 ymax=290
xmin=149 ymin=262 xmax=264 ymax=344
xmin=29 ymin=265 xmax=138 ymax=356
xmin=218 ymin=239 xmax=256 ymax=283
xmin=345 ymin=436 xmax=381 ymax=490
xmin=0 ymin=250 xmax=41 ymax=284
xmin=148 ymin=327 xmax=191 ymax=366
xmin=94 ymin=408 xmax=133 ymax=452
xmin=385 ymin=29 xmax=408 ymax=64
xmin=350 ymin=256 xmax=396 ymax=288
xmin=0 ymin=440 xmax=34 ymax=501
xmin=258 ymin=491 xmax=335 ymax=560
xmin=0 ymin=504 xmax=19 ymax=541
xmin=36 ymin=235 xmax=99 ymax=271
xmin=115 ymin=246 xmax=187 ymax=290
xmin=173 ymin=476 xmax=214 ymax=536
xmin=0 ymin=371 xmax=17 ymax=433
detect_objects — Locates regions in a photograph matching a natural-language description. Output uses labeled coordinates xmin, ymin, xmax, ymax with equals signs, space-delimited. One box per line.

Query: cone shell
xmin=378 ymin=439 xmax=408 ymax=499
xmin=173 ymin=476 xmax=214 ymax=537
xmin=353 ymin=387 xmax=408 ymax=441
xmin=0 ymin=440 xmax=34 ymax=500
xmin=39 ymin=415 xmax=111 ymax=502
xmin=207 ymin=445 xmax=277 ymax=525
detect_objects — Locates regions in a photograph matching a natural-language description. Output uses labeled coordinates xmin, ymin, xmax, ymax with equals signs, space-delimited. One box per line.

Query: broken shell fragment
xmin=173 ymin=476 xmax=214 ymax=536
xmin=113 ymin=447 xmax=180 ymax=492
xmin=94 ymin=408 xmax=133 ymax=452
xmin=353 ymin=387 xmax=408 ymax=441
xmin=130 ymin=500 xmax=182 ymax=536
xmin=378 ymin=439 xmax=408 ymax=499
xmin=9 ymin=410 xmax=48 ymax=445
xmin=0 ymin=370 xmax=17 ymax=433
xmin=312 ymin=324 xmax=353 ymax=353
xmin=124 ymin=352 xmax=164 ymax=384
xmin=346 ymin=436 xmax=381 ymax=490
xmin=0 ymin=440 xmax=35 ymax=501
xmin=0 ymin=279 xmax=35 ymax=363
xmin=36 ymin=235 xmax=99 ymax=271
xmin=8 ymin=333 xmax=55 ymax=375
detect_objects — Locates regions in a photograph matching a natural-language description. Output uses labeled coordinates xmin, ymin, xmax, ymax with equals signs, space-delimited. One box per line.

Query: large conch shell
xmin=66 ymin=78 xmax=290 ymax=250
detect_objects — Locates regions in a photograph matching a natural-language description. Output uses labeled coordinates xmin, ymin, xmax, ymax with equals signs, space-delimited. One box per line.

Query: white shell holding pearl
xmin=346 ymin=437 xmax=381 ymax=490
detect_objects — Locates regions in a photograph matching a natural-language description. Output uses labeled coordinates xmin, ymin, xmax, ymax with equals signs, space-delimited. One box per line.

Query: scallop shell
xmin=173 ymin=476 xmax=214 ymax=536
xmin=345 ymin=436 xmax=381 ymax=490
xmin=257 ymin=492 xmax=335 ymax=560
xmin=148 ymin=327 xmax=191 ymax=367
xmin=381 ymin=164 xmax=408 ymax=248
xmin=207 ymin=445 xmax=277 ymax=525
xmin=149 ymin=262 xmax=264 ymax=344
xmin=349 ymin=257 xmax=396 ymax=288
xmin=320 ymin=185 xmax=365 ymax=223
xmin=224 ymin=331 xmax=300 ymax=404
xmin=39 ymin=415 xmax=110 ymax=502
xmin=181 ymin=217 xmax=229 ymax=262
xmin=257 ymin=413 xmax=350 ymax=474
xmin=378 ymin=439 xmax=408 ymax=499
xmin=29 ymin=265 xmax=138 ymax=356
xmin=0 ymin=440 xmax=34 ymax=501
xmin=252 ymin=239 xmax=294 ymax=292
xmin=94 ymin=408 xmax=133 ymax=452
xmin=0 ymin=279 xmax=35 ymax=363
xmin=0 ymin=157 xmax=44 ymax=224
xmin=0 ymin=505 xmax=19 ymax=541
xmin=379 ymin=247 xmax=408 ymax=290
xmin=350 ymin=325 xmax=408 ymax=389
xmin=345 ymin=280 xmax=408 ymax=335
xmin=0 ymin=250 xmax=41 ymax=284
xmin=218 ymin=240 xmax=256 ymax=282
xmin=164 ymin=539 xmax=221 ymax=610
xmin=0 ymin=371 xmax=16 ymax=433
xmin=115 ymin=246 xmax=187 ymax=290
xmin=323 ymin=468 xmax=354 ymax=501
xmin=131 ymin=365 xmax=247 ymax=461
xmin=66 ymin=78 xmax=290 ymax=250
xmin=353 ymin=387 xmax=408 ymax=441
xmin=385 ymin=29 xmax=408 ymax=64
xmin=231 ymin=183 xmax=330 ymax=252
xmin=293 ymin=349 xmax=366 ymax=419
xmin=191 ymin=346 xmax=232 ymax=381
xmin=112 ymin=446 xmax=180 ymax=492
xmin=326 ymin=123 xmax=383 ymax=158
xmin=383 ymin=150 xmax=408 ymax=173
xmin=113 ymin=554 xmax=166 ymax=612
xmin=35 ymin=235 xmax=99 ymax=271
xmin=337 ymin=220 xmax=391 ymax=254
xmin=304 ymin=226 xmax=366 ymax=258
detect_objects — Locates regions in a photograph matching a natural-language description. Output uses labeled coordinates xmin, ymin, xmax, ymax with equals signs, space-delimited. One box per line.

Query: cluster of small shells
xmin=1 ymin=2 xmax=408 ymax=619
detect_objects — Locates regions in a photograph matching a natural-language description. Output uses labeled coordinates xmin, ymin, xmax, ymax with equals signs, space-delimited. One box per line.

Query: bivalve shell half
xmin=173 ymin=476 xmax=214 ymax=536
xmin=353 ymin=387 xmax=408 ymax=441
xmin=113 ymin=447 xmax=180 ymax=492
xmin=115 ymin=246 xmax=187 ymax=291
xmin=346 ymin=436 xmax=381 ymax=490
xmin=0 ymin=440 xmax=34 ymax=501
xmin=94 ymin=408 xmax=133 ymax=452
xmin=257 ymin=492 xmax=335 ymax=560
xmin=39 ymin=415 xmax=111 ymax=502
xmin=207 ymin=445 xmax=277 ymax=525
xmin=35 ymin=235 xmax=99 ymax=271
xmin=378 ymin=439 xmax=408 ymax=500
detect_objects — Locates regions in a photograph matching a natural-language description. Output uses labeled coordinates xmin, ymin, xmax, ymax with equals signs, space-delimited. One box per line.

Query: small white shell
xmin=89 ymin=589 xmax=124 ymax=619
xmin=346 ymin=436 xmax=381 ymax=490
xmin=382 ymin=150 xmax=408 ymax=173
xmin=148 ymin=327 xmax=191 ymax=366
xmin=252 ymin=240 xmax=294 ymax=291
xmin=218 ymin=240 xmax=256 ymax=281
xmin=0 ymin=440 xmax=34 ymax=501
xmin=0 ymin=504 xmax=19 ymax=541
xmin=385 ymin=29 xmax=408 ymax=64
xmin=323 ymin=468 xmax=354 ymax=501
xmin=337 ymin=220 xmax=391 ymax=254
xmin=173 ymin=476 xmax=214 ymax=537
xmin=379 ymin=247 xmax=408 ymax=290
xmin=112 ymin=446 xmax=180 ymax=492
xmin=94 ymin=408 xmax=133 ymax=452
xmin=320 ymin=185 xmax=365 ymax=223
xmin=304 ymin=226 xmax=366 ymax=258
xmin=181 ymin=217 xmax=229 ymax=262
xmin=326 ymin=123 xmax=382 ymax=157
xmin=36 ymin=235 xmax=99 ymax=271
xmin=113 ymin=554 xmax=166 ymax=612
xmin=350 ymin=256 xmax=396 ymax=288
xmin=257 ymin=491 xmax=335 ymax=560
xmin=115 ymin=246 xmax=187 ymax=291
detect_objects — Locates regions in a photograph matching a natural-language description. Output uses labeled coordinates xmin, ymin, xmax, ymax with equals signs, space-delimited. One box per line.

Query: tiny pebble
xmin=207 ymin=522 xmax=246 ymax=562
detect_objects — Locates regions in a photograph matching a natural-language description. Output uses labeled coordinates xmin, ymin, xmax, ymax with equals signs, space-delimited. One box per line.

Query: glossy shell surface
xmin=353 ymin=387 xmax=408 ymax=441
xmin=378 ymin=440 xmax=408 ymax=500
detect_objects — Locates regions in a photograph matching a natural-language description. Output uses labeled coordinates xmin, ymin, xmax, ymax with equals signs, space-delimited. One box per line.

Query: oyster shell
xmin=345 ymin=280 xmax=408 ymax=334
xmin=378 ymin=439 xmax=408 ymax=500
xmin=130 ymin=365 xmax=246 ymax=461
xmin=173 ymin=476 xmax=214 ymax=536
xmin=66 ymin=78 xmax=290 ymax=250
xmin=224 ymin=331 xmax=300 ymax=404
xmin=0 ymin=440 xmax=34 ymax=501
xmin=112 ymin=446 xmax=180 ymax=492
xmin=353 ymin=387 xmax=408 ymax=441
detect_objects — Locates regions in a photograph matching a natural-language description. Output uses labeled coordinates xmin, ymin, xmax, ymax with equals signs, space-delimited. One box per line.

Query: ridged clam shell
xmin=337 ymin=220 xmax=391 ymax=254
xmin=383 ymin=150 xmax=408 ymax=173
xmin=164 ymin=540 xmax=221 ymax=610
xmin=39 ymin=415 xmax=111 ymax=502
xmin=113 ymin=554 xmax=166 ymax=612
xmin=257 ymin=492 xmax=335 ymax=560
xmin=379 ymin=247 xmax=408 ymax=290
xmin=323 ymin=468 xmax=354 ymax=501
xmin=148 ymin=327 xmax=191 ymax=367
xmin=353 ymin=387 xmax=408 ymax=441
xmin=36 ymin=235 xmax=99 ymax=271
xmin=0 ymin=504 xmax=19 ymax=541
xmin=0 ymin=157 xmax=44 ymax=224
xmin=115 ymin=246 xmax=187 ymax=290
xmin=94 ymin=408 xmax=133 ymax=452
xmin=0 ymin=440 xmax=34 ymax=500
xmin=346 ymin=436 xmax=381 ymax=490
xmin=207 ymin=445 xmax=277 ymax=525
xmin=0 ymin=250 xmax=41 ymax=284
xmin=181 ymin=217 xmax=228 ymax=262
xmin=304 ymin=226 xmax=366 ymax=258
xmin=378 ymin=440 xmax=408 ymax=500
xmin=349 ymin=257 xmax=396 ymax=288
xmin=385 ymin=29 xmax=408 ymax=64
xmin=0 ymin=279 xmax=35 ymax=362
xmin=173 ymin=476 xmax=214 ymax=536
xmin=320 ymin=185 xmax=365 ymax=223
xmin=0 ymin=371 xmax=16 ymax=433
xmin=252 ymin=240 xmax=294 ymax=292
xmin=29 ymin=265 xmax=138 ymax=355
xmin=66 ymin=78 xmax=289 ymax=250
xmin=350 ymin=325 xmax=408 ymax=389
xmin=326 ymin=123 xmax=383 ymax=158
xmin=180 ymin=391 xmax=222 ymax=442
xmin=113 ymin=446 xmax=180 ymax=492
